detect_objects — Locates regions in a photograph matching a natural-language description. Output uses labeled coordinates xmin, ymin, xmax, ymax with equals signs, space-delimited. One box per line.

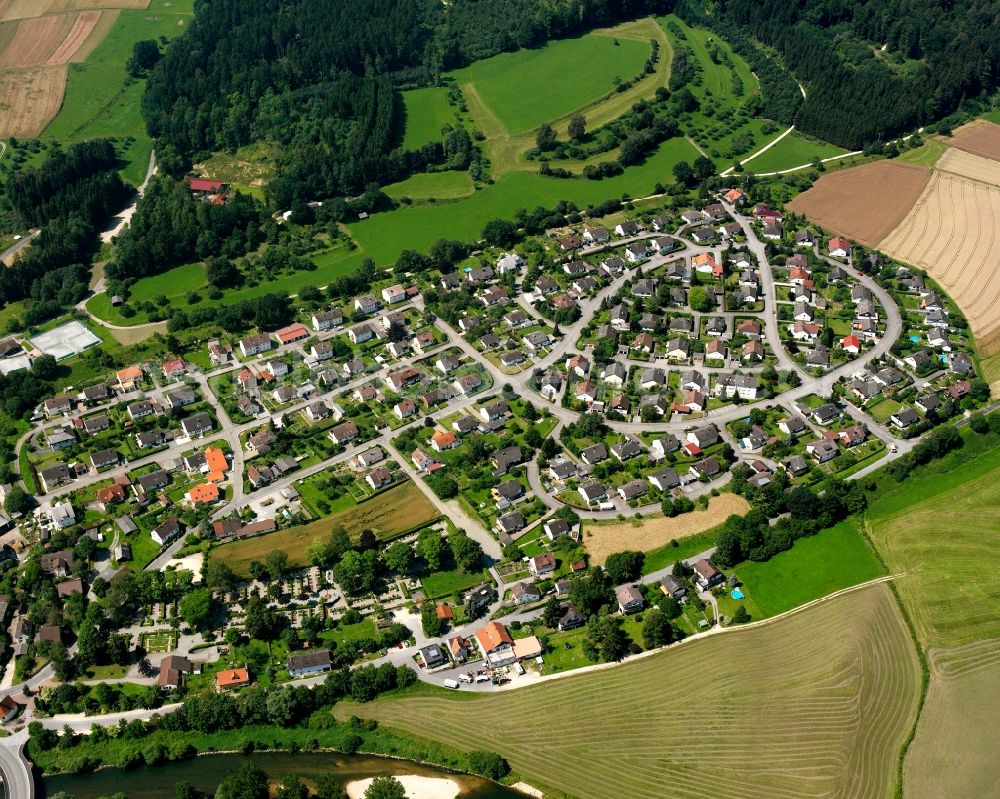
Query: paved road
xmin=0 ymin=231 xmax=38 ymax=266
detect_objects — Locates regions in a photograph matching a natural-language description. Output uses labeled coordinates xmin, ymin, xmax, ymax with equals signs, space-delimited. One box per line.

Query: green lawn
xmin=346 ymin=137 xmax=699 ymax=266
xmin=741 ymin=131 xmax=848 ymax=174
xmin=401 ymin=87 xmax=458 ymax=149
xmin=88 ymin=242 xmax=364 ymax=324
xmin=896 ymin=138 xmax=947 ymax=169
xmin=447 ymin=34 xmax=649 ymax=134
xmin=868 ymin=398 xmax=904 ymax=423
xmin=730 ymin=519 xmax=886 ymax=618
xmin=420 ymin=568 xmax=488 ymax=600
xmin=383 ymin=170 xmax=475 ymax=201
xmin=42 ymin=0 xmax=196 ymax=186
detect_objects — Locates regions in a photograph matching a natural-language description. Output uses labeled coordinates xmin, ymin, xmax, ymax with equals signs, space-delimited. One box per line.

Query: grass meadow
xmin=343 ymin=584 xmax=919 ymax=799
xmin=447 ymin=34 xmax=649 ymax=135
xmin=383 ymin=170 xmax=475 ymax=201
xmin=400 ymin=86 xmax=457 ymax=149
xmin=732 ymin=518 xmax=885 ymax=617
xmin=741 ymin=131 xmax=848 ymax=173
xmin=865 ymin=425 xmax=1000 ymax=649
xmin=42 ymin=0 xmax=195 ymax=186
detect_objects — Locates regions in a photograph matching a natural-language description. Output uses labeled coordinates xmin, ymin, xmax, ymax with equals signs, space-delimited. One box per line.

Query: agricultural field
xmin=582 ymin=493 xmax=748 ymax=565
xmin=739 ymin=131 xmax=847 ymax=174
xmin=787 ymin=159 xmax=931 ymax=245
xmin=39 ymin=0 xmax=195 ymax=184
xmin=905 ymin=639 xmax=1000 ymax=799
xmin=0 ymin=0 xmax=166 ymax=141
xmin=211 ymin=481 xmax=439 ymax=577
xmin=0 ymin=67 xmax=65 ymax=137
xmin=865 ymin=435 xmax=1000 ymax=649
xmin=448 ymin=34 xmax=649 ymax=135
xmin=383 ymin=170 xmax=475 ymax=202
xmin=344 ymin=584 xmax=919 ymax=799
xmin=879 ymin=141 xmax=1000 ymax=369
xmin=945 ymin=118 xmax=1000 ymax=161
xmin=400 ymin=86 xmax=457 ymax=150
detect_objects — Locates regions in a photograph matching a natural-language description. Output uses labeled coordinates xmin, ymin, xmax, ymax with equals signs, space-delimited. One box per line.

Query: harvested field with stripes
xmin=0 ymin=4 xmax=133 ymax=134
xmin=879 ymin=150 xmax=1000 ymax=360
xmin=786 ymin=160 xmax=930 ymax=246
xmin=905 ymin=639 xmax=1000 ymax=799
xmin=0 ymin=0 xmax=146 ymax=19
xmin=344 ymin=584 xmax=919 ymax=799
xmin=0 ymin=66 xmax=65 ymax=137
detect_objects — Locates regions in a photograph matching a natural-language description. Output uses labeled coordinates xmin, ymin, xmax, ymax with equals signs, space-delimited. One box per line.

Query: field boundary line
xmin=720 ymin=123 xmax=795 ymax=176
xmin=497 ymin=573 xmax=904 ymax=692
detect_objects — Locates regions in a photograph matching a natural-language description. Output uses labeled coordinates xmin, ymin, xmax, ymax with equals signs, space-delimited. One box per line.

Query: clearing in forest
xmin=583 ymin=493 xmax=748 ymax=565
xmin=342 ymin=584 xmax=919 ymax=799
xmin=786 ymin=159 xmax=931 ymax=246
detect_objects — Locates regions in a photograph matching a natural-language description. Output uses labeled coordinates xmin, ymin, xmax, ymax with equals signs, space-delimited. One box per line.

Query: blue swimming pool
xmin=910 ymin=335 xmax=920 ymax=342
xmin=731 ymin=589 xmax=745 ymax=600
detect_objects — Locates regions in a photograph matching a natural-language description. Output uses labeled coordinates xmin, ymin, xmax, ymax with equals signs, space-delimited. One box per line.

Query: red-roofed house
xmin=842 ymin=335 xmax=862 ymax=354
xmin=188 ymin=177 xmax=225 ymax=193
xmin=474 ymin=621 xmax=515 ymax=666
xmin=273 ymin=323 xmax=309 ymax=346
xmin=829 ymin=236 xmax=851 ymax=258
xmin=162 ymin=358 xmax=187 ymax=379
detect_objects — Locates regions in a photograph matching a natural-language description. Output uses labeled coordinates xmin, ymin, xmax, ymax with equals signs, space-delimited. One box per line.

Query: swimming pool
xmin=910 ymin=335 xmax=920 ymax=343
xmin=731 ymin=589 xmax=745 ymax=600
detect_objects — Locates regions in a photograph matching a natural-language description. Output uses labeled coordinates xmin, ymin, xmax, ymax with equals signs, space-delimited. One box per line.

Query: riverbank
xmin=43 ymin=749 xmax=522 ymax=799
xmin=345 ymin=775 xmax=460 ymax=799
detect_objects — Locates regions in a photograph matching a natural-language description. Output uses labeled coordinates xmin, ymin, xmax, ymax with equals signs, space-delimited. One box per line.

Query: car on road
xmin=443 ymin=678 xmax=460 ymax=689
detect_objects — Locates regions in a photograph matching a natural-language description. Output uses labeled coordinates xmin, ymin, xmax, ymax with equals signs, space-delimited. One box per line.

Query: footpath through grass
xmin=741 ymin=131 xmax=847 ymax=173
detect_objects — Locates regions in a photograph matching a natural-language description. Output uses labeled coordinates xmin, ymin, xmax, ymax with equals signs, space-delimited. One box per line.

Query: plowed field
xmin=0 ymin=0 xmax=146 ymax=19
xmin=786 ymin=160 xmax=931 ymax=246
xmin=947 ymin=119 xmax=1000 ymax=161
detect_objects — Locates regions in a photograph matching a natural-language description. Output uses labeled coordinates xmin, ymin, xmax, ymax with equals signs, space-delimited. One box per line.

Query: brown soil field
xmin=947 ymin=119 xmax=1000 ymax=161
xmin=880 ymin=170 xmax=1000 ymax=350
xmin=0 ymin=12 xmax=76 ymax=67
xmin=787 ymin=160 xmax=931 ymax=246
xmin=584 ymin=493 xmax=749 ymax=564
xmin=0 ymin=0 xmax=146 ymax=20
xmin=905 ymin=638 xmax=1000 ymax=798
xmin=47 ymin=9 xmax=103 ymax=64
xmin=0 ymin=66 xmax=66 ymax=136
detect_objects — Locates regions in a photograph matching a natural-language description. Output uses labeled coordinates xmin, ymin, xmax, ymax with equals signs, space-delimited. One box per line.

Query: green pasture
xmin=401 ymin=87 xmax=457 ymax=149
xmin=383 ymin=170 xmax=475 ymax=201
xmin=742 ymin=131 xmax=848 ymax=174
xmin=447 ymin=34 xmax=649 ymax=135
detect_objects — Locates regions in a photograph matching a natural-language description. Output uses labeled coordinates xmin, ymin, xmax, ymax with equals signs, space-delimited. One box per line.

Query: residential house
xmin=618 ymin=478 xmax=648 ymax=502
xmin=891 ymin=408 xmax=920 ymax=429
xmin=616 ymin=585 xmax=644 ymax=614
xmin=181 ymin=413 xmax=213 ymax=438
xmin=828 ymin=236 xmax=851 ymax=258
xmin=715 ymin=374 xmax=758 ymax=400
xmin=578 ymin=480 xmax=607 ymax=505
xmin=328 ymin=421 xmax=360 ymax=445
xmin=39 ymin=463 xmax=72 ymax=493
xmin=649 ymin=468 xmax=680 ymax=491
xmin=693 ymin=559 xmax=724 ymax=589
xmin=475 ymin=622 xmax=516 ymax=666
xmin=580 ymin=443 xmax=607 ymax=465
xmin=528 ymin=553 xmax=556 ymax=576
xmin=807 ymin=439 xmax=839 ymax=463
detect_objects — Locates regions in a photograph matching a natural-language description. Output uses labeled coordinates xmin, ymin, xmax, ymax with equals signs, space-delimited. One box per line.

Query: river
xmin=41 ymin=751 xmax=525 ymax=798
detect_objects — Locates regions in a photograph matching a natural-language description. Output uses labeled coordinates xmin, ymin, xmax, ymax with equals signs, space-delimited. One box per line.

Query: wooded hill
xmin=141 ymin=0 xmax=676 ymax=206
xmin=686 ymin=0 xmax=1000 ymax=148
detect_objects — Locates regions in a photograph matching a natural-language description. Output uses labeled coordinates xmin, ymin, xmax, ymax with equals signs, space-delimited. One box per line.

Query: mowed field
xmin=448 ymin=34 xmax=649 ymax=136
xmin=583 ymin=493 xmax=748 ymax=565
xmin=786 ymin=160 xmax=931 ymax=246
xmin=344 ymin=584 xmax=919 ymax=799
xmin=865 ymin=436 xmax=1000 ymax=649
xmin=211 ymin=481 xmax=439 ymax=577
xmin=905 ymin=638 xmax=1000 ymax=799
xmin=0 ymin=1 xmax=146 ymax=136
xmin=879 ymin=139 xmax=1000 ymax=364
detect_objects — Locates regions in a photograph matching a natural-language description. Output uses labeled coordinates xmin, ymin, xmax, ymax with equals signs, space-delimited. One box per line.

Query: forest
xmin=141 ymin=0 xmax=677 ymax=205
xmin=680 ymin=0 xmax=1000 ymax=147
xmin=0 ymin=141 xmax=129 ymax=323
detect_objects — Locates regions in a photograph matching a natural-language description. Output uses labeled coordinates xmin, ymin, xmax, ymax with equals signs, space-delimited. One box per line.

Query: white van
xmin=458 ymin=673 xmax=473 ymax=683
xmin=443 ymin=678 xmax=460 ymax=689
xmin=475 ymin=673 xmax=491 ymax=683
